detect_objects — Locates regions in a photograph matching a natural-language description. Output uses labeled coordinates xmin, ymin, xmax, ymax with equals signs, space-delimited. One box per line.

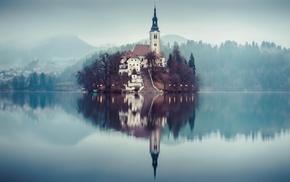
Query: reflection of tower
xmin=150 ymin=128 xmax=160 ymax=179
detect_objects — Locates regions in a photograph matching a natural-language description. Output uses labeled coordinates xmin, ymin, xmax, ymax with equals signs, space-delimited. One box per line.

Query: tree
xmin=40 ymin=72 xmax=46 ymax=90
xmin=18 ymin=75 xmax=26 ymax=90
xmin=0 ymin=81 xmax=9 ymax=90
xmin=163 ymin=44 xmax=198 ymax=92
xmin=11 ymin=75 xmax=26 ymax=90
xmin=172 ymin=43 xmax=184 ymax=64
xmin=100 ymin=53 xmax=110 ymax=88
xmin=145 ymin=51 xmax=158 ymax=79
xmin=76 ymin=66 xmax=97 ymax=92
xmin=77 ymin=52 xmax=123 ymax=92
xmin=12 ymin=76 xmax=19 ymax=90
xmin=188 ymin=53 xmax=196 ymax=75
xmin=107 ymin=51 xmax=122 ymax=87
xmin=28 ymin=72 xmax=39 ymax=90
xmin=145 ymin=51 xmax=158 ymax=70
xmin=167 ymin=53 xmax=173 ymax=68
xmin=46 ymin=75 xmax=55 ymax=90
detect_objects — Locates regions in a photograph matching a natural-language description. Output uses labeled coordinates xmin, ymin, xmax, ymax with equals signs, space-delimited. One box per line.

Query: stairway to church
xmin=140 ymin=68 xmax=160 ymax=93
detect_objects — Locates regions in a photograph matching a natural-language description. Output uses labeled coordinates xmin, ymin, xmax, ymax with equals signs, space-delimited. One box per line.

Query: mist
xmin=0 ymin=0 xmax=290 ymax=48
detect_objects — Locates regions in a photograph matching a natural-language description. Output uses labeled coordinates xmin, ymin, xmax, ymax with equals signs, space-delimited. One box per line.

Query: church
xmin=119 ymin=6 xmax=166 ymax=91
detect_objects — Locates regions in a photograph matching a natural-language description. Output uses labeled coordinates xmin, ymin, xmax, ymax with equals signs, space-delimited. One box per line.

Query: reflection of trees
xmin=3 ymin=92 xmax=290 ymax=141
xmin=164 ymin=94 xmax=197 ymax=138
xmin=77 ymin=93 xmax=126 ymax=131
xmin=76 ymin=93 xmax=198 ymax=138
xmin=1 ymin=92 xmax=198 ymax=139
xmin=0 ymin=92 xmax=81 ymax=119
xmin=184 ymin=93 xmax=290 ymax=140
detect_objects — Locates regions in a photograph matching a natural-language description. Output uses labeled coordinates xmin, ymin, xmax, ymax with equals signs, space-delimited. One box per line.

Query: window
xmin=154 ymin=145 xmax=157 ymax=150
xmin=154 ymin=34 xmax=157 ymax=39
xmin=154 ymin=43 xmax=157 ymax=47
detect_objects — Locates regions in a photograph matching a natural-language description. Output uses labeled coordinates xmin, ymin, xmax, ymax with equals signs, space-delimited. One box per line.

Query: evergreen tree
xmin=172 ymin=43 xmax=183 ymax=63
xmin=28 ymin=72 xmax=39 ymax=90
xmin=188 ymin=53 xmax=196 ymax=75
xmin=12 ymin=76 xmax=19 ymax=90
xmin=46 ymin=75 xmax=55 ymax=90
xmin=167 ymin=53 xmax=173 ymax=68
xmin=18 ymin=75 xmax=26 ymax=90
xmin=40 ymin=72 xmax=46 ymax=90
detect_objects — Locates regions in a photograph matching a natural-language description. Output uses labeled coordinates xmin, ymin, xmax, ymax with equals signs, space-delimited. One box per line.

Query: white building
xmin=119 ymin=6 xmax=166 ymax=91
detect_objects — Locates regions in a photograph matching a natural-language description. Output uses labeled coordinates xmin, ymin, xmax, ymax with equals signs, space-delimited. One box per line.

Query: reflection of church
xmin=90 ymin=92 xmax=196 ymax=178
xmin=119 ymin=93 xmax=165 ymax=178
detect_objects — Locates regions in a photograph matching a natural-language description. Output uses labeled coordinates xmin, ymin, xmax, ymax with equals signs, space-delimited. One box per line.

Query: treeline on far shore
xmin=0 ymin=72 xmax=77 ymax=91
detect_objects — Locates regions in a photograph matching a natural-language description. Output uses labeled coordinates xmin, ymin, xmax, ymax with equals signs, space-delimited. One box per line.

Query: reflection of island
xmin=2 ymin=91 xmax=290 ymax=177
xmin=88 ymin=93 xmax=197 ymax=138
xmin=89 ymin=93 xmax=197 ymax=178
xmin=2 ymin=92 xmax=290 ymax=142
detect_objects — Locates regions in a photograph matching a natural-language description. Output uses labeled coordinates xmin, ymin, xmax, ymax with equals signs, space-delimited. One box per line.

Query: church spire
xmin=151 ymin=5 xmax=159 ymax=32
xmin=151 ymin=153 xmax=159 ymax=179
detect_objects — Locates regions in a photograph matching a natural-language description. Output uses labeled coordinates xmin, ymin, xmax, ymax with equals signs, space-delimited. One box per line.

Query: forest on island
xmin=76 ymin=44 xmax=198 ymax=93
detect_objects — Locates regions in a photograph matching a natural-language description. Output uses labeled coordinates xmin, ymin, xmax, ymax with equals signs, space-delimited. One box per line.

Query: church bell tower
xmin=150 ymin=5 xmax=161 ymax=55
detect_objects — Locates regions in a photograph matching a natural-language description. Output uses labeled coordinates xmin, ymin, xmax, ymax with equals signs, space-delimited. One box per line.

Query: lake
xmin=0 ymin=92 xmax=290 ymax=182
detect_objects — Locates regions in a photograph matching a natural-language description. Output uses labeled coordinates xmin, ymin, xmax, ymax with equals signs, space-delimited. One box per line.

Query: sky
xmin=0 ymin=0 xmax=290 ymax=48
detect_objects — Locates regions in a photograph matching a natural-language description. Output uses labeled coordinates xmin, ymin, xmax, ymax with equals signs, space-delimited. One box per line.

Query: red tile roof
xmin=132 ymin=44 xmax=150 ymax=56
xmin=124 ymin=50 xmax=134 ymax=57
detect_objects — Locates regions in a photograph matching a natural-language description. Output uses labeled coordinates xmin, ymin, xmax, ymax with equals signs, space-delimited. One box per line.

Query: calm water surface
xmin=0 ymin=92 xmax=290 ymax=182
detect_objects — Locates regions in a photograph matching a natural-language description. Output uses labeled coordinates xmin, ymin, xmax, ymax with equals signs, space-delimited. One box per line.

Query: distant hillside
xmin=137 ymin=34 xmax=189 ymax=46
xmin=0 ymin=35 xmax=98 ymax=69
xmin=161 ymin=34 xmax=189 ymax=45
xmin=33 ymin=35 xmax=96 ymax=59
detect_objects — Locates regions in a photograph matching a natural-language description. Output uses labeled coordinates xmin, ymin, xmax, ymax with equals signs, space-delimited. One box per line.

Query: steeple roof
xmin=150 ymin=5 xmax=160 ymax=32
xmin=151 ymin=153 xmax=159 ymax=178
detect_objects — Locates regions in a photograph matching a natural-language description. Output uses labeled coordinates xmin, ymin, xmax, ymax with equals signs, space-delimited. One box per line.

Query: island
xmin=76 ymin=6 xmax=198 ymax=93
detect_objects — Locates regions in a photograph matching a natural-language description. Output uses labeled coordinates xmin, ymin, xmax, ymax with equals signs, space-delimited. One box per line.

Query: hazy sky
xmin=0 ymin=0 xmax=290 ymax=48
